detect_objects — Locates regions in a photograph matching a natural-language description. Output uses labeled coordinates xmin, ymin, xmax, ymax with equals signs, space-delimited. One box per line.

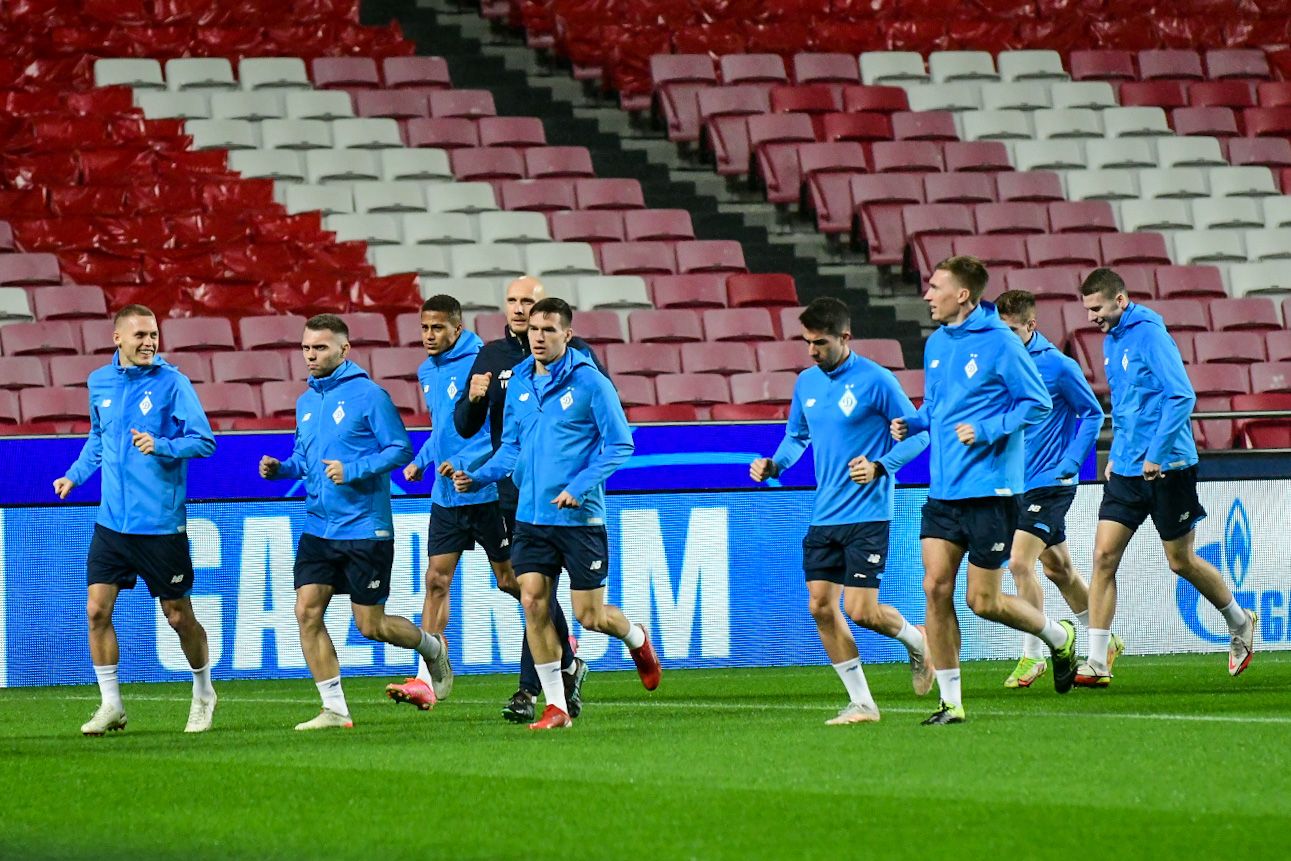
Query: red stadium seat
xmin=1170 ymin=107 xmax=1239 ymax=138
xmin=1209 ymin=297 xmax=1282 ymax=332
xmin=499 ymin=179 xmax=576 ymax=212
xmin=702 ymin=308 xmax=776 ymax=343
xmin=1155 ymin=266 xmax=1226 ymax=300
xmin=240 ymin=314 xmax=308 ymax=351
xmin=162 ymin=317 xmax=235 ymax=352
xmin=551 ymin=210 xmax=625 ymax=244
xmin=0 ymin=253 xmax=61 ymax=286
xmin=1101 ymin=232 xmax=1172 ymax=267
xmin=1138 ymin=50 xmax=1204 ymax=82
xmin=260 ymin=381 xmax=303 ymax=417
xmin=750 ymin=113 xmax=818 ymax=204
xmin=792 ymin=54 xmax=860 ymax=87
xmin=0 ymin=391 xmax=23 ymax=426
xmin=654 ymin=372 xmax=731 ymax=406
xmin=627 ymin=404 xmax=701 ymax=422
xmin=629 ymin=309 xmax=705 ymax=343
xmin=571 ymin=311 xmax=625 ymax=344
xmin=0 ymin=356 xmax=47 ymax=390
xmin=1119 ymin=81 xmax=1188 ymax=110
xmin=726 ymin=273 xmax=797 ymax=308
xmin=777 ymin=307 xmax=806 ymax=340
xmin=346 ymin=312 xmax=393 ymax=347
xmin=1186 ymin=364 xmax=1250 ymax=397
xmin=851 ymin=173 xmax=925 ymax=265
xmin=193 ymin=383 xmax=260 ymax=426
xmin=450 ymin=147 xmax=525 ymax=183
xmin=574 ymin=179 xmax=645 ymax=210
xmin=952 ymin=235 xmax=1028 ymax=271
xmin=1069 ymin=51 xmax=1136 ymax=83
xmin=1232 ymin=393 xmax=1291 ymax=448
xmin=428 ymin=90 xmax=496 ymax=119
xmin=869 ymin=141 xmax=943 ymax=174
xmin=651 ymin=274 xmax=727 ymax=309
xmin=680 ymin=342 xmax=757 ymax=375
xmin=613 ymin=374 xmax=656 ymax=408
xmin=354 ymin=90 xmax=429 ymax=120
xmin=600 ymin=242 xmax=676 ymax=277
xmin=943 ymin=141 xmax=1012 ymax=173
xmin=623 ymin=209 xmax=694 ymax=242
xmin=383 ymin=57 xmax=452 ymax=90
xmin=1227 ymin=139 xmax=1291 ymax=170
xmin=606 ymin=343 xmax=681 ymax=377
xmin=820 ymin=112 xmax=892 ymax=144
xmin=1193 ymin=332 xmax=1267 ymax=364
xmin=894 ymin=369 xmax=926 ymax=405
xmin=756 ymin=341 xmax=809 ymax=373
xmin=524 ymin=147 xmax=595 ymax=180
xmin=1026 ymin=234 xmax=1101 ymax=269
xmin=212 ymin=351 xmax=290 ymax=385
xmin=697 ymin=86 xmax=771 ymax=176
xmin=1146 ymin=299 xmax=1209 ymax=332
xmin=1005 ymin=266 xmax=1083 ymax=302
xmin=1 ymin=321 xmax=79 ymax=356
xmin=31 ymin=286 xmax=107 ymax=321
xmin=1266 ymin=329 xmax=1291 ymax=362
xmin=370 ymin=346 xmax=424 ymax=380
xmin=770 ymin=85 xmax=841 ymax=137
xmin=1205 ymin=50 xmax=1270 ymax=82
xmin=49 ymin=354 xmax=106 ymax=388
xmin=710 ymin=403 xmax=787 ymax=420
xmin=1249 ymin=362 xmax=1291 ymax=393
xmin=19 ymin=387 xmax=90 ymax=427
xmin=1187 ymin=81 xmax=1256 ymax=109
xmin=904 ymin=203 xmax=974 ymax=276
xmin=1242 ymin=108 xmax=1291 ymax=138
xmin=729 ymin=371 xmax=796 ymax=404
xmin=798 ymin=142 xmax=869 ymax=234
xmin=850 ymin=339 xmax=904 ymax=370
xmin=720 ymin=54 xmax=788 ymax=87
xmin=1047 ymin=201 xmax=1117 ymax=234
xmin=1257 ymin=82 xmax=1291 ymax=108
xmin=923 ymin=173 xmax=995 ymax=205
xmin=975 ymin=202 xmax=1049 ymax=235
xmin=675 ymin=240 xmax=746 ymax=275
xmin=405 ymin=117 xmax=479 ymax=149
xmin=477 ymin=117 xmax=547 ymax=148
xmin=651 ymin=55 xmax=718 ymax=144
xmin=842 ymin=85 xmax=909 ymax=114
xmin=890 ymin=111 xmax=959 ymax=142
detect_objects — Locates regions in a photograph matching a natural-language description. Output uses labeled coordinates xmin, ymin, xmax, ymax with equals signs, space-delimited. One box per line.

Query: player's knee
xmin=354 ymin=615 xmax=382 ymax=641
xmin=1042 ymin=563 xmax=1075 ymax=586
xmin=1007 ymin=555 xmax=1033 ymax=578
xmin=923 ymin=574 xmax=954 ymax=605
xmin=849 ymin=605 xmax=883 ymax=630
xmin=294 ymin=600 xmax=324 ymax=629
xmin=86 ymin=600 xmax=113 ymax=628
xmin=1092 ymin=546 xmax=1122 ymax=575
xmin=965 ymin=588 xmax=1001 ymax=619
xmin=573 ymin=604 xmax=607 ymax=632
xmin=1165 ymin=550 xmax=1192 ymax=576
xmin=162 ymin=604 xmax=191 ymax=632
xmin=520 ymin=589 xmax=548 ymax=618
xmin=426 ymin=567 xmax=453 ymax=599
xmin=807 ymin=595 xmax=834 ymax=622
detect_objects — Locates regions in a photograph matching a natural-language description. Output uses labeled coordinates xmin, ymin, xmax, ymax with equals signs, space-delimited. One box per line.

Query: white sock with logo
xmin=93 ymin=664 xmax=123 ymax=711
xmin=191 ymin=661 xmax=215 ymax=700
xmin=1218 ymin=599 xmax=1249 ymax=632
xmin=1022 ymin=634 xmax=1046 ymax=661
xmin=894 ymin=619 xmax=924 ymax=654
xmin=1088 ymin=629 xmax=1111 ymax=673
xmin=622 ymin=622 xmax=646 ymax=649
xmin=832 ymin=658 xmax=876 ymax=707
xmin=1075 ymin=609 xmax=1090 ymax=631
xmin=316 ymin=676 xmax=349 ymax=717
xmin=934 ymin=669 xmax=962 ymax=708
xmin=536 ymin=660 xmax=568 ymax=714
xmin=1038 ymin=617 xmax=1069 ymax=651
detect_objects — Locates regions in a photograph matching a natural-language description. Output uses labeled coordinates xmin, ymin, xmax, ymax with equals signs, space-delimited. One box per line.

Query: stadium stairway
xmin=368 ymin=0 xmax=928 ymax=363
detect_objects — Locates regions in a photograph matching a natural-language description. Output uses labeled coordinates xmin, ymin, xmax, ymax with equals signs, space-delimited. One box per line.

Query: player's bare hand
xmin=1104 ymin=459 xmax=1113 ymax=481
xmin=323 ymin=459 xmax=345 ymax=485
xmin=1142 ymin=460 xmax=1161 ymax=481
xmin=468 ymin=372 xmax=492 ymax=403
xmin=955 ymin=423 xmax=977 ymax=446
xmin=259 ymin=455 xmax=280 ymax=479
xmin=849 ymin=455 xmax=879 ymax=485
xmin=53 ymin=477 xmax=75 ymax=499
xmin=130 ymin=427 xmax=155 ymax=455
xmin=749 ymin=458 xmax=778 ymax=483
xmin=552 ymin=490 xmax=580 ymax=509
xmin=452 ymin=470 xmax=474 ymax=493
xmin=437 ymin=460 xmax=455 ymax=478
xmin=403 ymin=462 xmax=424 ymax=482
xmin=890 ymin=418 xmax=909 ymax=441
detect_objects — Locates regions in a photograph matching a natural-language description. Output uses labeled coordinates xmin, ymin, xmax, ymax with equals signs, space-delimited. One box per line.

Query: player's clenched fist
xmin=452 ymin=470 xmax=474 ymax=493
xmin=468 ymin=372 xmax=492 ymax=403
xmin=323 ymin=459 xmax=345 ymax=485
xmin=259 ymin=455 xmax=280 ymax=479
xmin=955 ymin=423 xmax=977 ymax=446
xmin=890 ymin=417 xmax=908 ymax=441
xmin=749 ymin=458 xmax=778 ymax=483
xmin=403 ymin=462 xmax=423 ymax=482
xmin=53 ymin=477 xmax=75 ymax=499
xmin=848 ymin=455 xmax=879 ymax=485
xmin=130 ymin=427 xmax=155 ymax=455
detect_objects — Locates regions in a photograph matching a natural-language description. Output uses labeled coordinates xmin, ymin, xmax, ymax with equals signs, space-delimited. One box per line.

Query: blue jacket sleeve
xmin=872 ymin=372 xmax=931 ymax=474
xmin=976 ymin=337 xmax=1052 ymax=444
xmin=471 ymin=386 xmax=521 ymax=487
xmin=151 ymin=376 xmax=216 ymax=461
xmin=65 ymin=389 xmax=103 ymax=486
xmin=564 ymin=374 xmax=635 ymax=501
xmin=1145 ymin=326 xmax=1197 ymax=465
xmin=1055 ymin=357 xmax=1104 ymax=478
xmin=412 ymin=437 xmax=436 ymax=471
xmin=272 ymin=428 xmax=307 ymax=481
xmin=451 ymin=425 xmax=494 ymax=472
xmin=770 ymin=383 xmax=810 ymax=474
xmin=347 ymin=389 xmax=414 ymax=481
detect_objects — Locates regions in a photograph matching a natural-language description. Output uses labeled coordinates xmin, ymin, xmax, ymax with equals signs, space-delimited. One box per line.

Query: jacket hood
xmin=434 ymin=329 xmax=483 ymax=366
xmin=823 ymin=351 xmax=857 ymax=379
xmin=307 ymin=359 xmax=370 ymax=393
xmin=115 ymin=352 xmax=173 ymax=377
xmin=1109 ymin=301 xmax=1158 ymax=337
xmin=1026 ymin=329 xmax=1058 ymax=358
xmin=944 ymin=301 xmax=1006 ymax=338
xmin=515 ymin=345 xmax=597 ymax=387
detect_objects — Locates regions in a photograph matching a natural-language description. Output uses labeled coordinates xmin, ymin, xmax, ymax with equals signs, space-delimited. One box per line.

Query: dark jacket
xmin=454 ymin=324 xmax=606 ymax=511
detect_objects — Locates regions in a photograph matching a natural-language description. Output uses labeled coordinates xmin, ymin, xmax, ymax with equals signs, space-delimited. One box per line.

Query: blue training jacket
xmin=411 ymin=330 xmax=498 ymax=507
xmin=269 ymin=360 xmax=413 ymax=541
xmin=471 ymin=348 xmax=634 ymax=527
xmin=903 ymin=302 xmax=1052 ymax=500
xmin=1023 ymin=330 xmax=1104 ymax=491
xmin=770 ymin=352 xmax=930 ymax=525
xmin=65 ymin=353 xmax=215 ymax=535
xmin=1104 ymin=302 xmax=1198 ymax=476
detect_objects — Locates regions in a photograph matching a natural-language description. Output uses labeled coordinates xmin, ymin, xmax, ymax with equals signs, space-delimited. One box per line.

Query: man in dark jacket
xmin=454 ymin=276 xmax=607 ymax=722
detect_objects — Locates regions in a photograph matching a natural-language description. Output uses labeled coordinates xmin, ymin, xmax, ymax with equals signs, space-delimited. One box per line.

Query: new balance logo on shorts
xmin=1028 ymin=504 xmax=1042 ymax=513
xmin=1179 ymin=511 xmax=1190 ymax=522
xmin=500 ymin=538 xmax=510 ymax=548
xmin=367 ymin=580 xmax=381 ymax=589
xmin=867 ymin=554 xmax=881 ymax=564
xmin=991 ymin=542 xmax=1005 ymax=552
xmin=169 ymin=575 xmax=183 ymax=584
xmin=589 ymin=560 xmax=603 ymax=571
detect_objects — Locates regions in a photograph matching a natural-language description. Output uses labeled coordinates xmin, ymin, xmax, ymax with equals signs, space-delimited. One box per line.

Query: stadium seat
xmin=601 ymin=242 xmax=676 ymax=277
xmin=450 ymin=147 xmax=525 ymax=183
xmin=755 ymin=341 xmax=809 ymax=373
xmin=1231 ymin=393 xmax=1291 ymax=448
xmin=1147 ymin=299 xmax=1210 ymax=332
xmin=1229 ymin=262 xmax=1291 ymax=297
xmin=1228 ymin=139 xmax=1291 ymax=171
xmin=1206 ymin=50 xmax=1270 ymax=82
xmin=259 ymin=119 xmax=330 ymax=150
xmin=798 ymin=142 xmax=870 ymax=234
xmin=405 ymin=117 xmax=479 ymax=149
xmin=961 ymin=109 xmax=1033 ymax=141
xmin=942 ymin=141 xmax=1012 ymax=173
xmin=1209 ymin=298 xmax=1282 ymax=332
xmin=996 ymin=171 xmax=1065 ymax=203
xmin=750 ymin=113 xmax=818 ymax=204
xmin=552 ymin=211 xmax=626 ymax=244
xmin=627 ymin=404 xmax=700 ymax=423
xmin=304 ymin=149 xmax=379 ymax=184
xmin=998 ymin=50 xmax=1068 ymax=83
xmin=929 ymin=51 xmax=998 ymax=84
xmin=1 ymin=322 xmax=78 ymax=356
xmin=654 ymin=373 xmax=731 ymax=406
xmin=384 ymin=57 xmax=451 ymax=90
xmin=1048 ymin=201 xmax=1117 ymax=234
xmin=924 ymin=173 xmax=996 ymax=205
xmin=702 ymin=308 xmax=776 ymax=342
xmin=1138 ymin=167 xmax=1211 ymax=201
xmin=1120 ymin=81 xmax=1188 ymax=110
xmin=613 ymin=374 xmax=656 ymax=408
xmin=1155 ymin=266 xmax=1226 ymax=300
xmin=574 ymin=179 xmax=645 ymax=210
xmin=1026 ymin=234 xmax=1101 ymax=269
xmin=1171 ymin=107 xmax=1240 ymax=138
xmin=680 ymin=342 xmax=757 ymax=376
xmin=726 ymin=274 xmax=797 ymax=309
xmin=859 ymin=52 xmax=928 ymax=87
xmin=890 ymin=110 xmax=960 ymax=141
xmin=1032 ymin=108 xmax=1103 ymax=140
xmin=478 ymin=211 xmax=552 ymax=245
xmin=1186 ymin=364 xmax=1250 ymax=397
xmin=211 ymin=352 xmax=290 ymax=385
xmin=792 ymin=54 xmax=860 ymax=87
xmin=524 ymin=242 xmax=599 ymax=276
xmin=311 ymin=57 xmax=380 ymax=89
xmin=162 ymin=318 xmax=236 ymax=353
xmin=1187 ymin=81 xmax=1256 ymax=109
xmin=1069 ymin=51 xmax=1136 ymax=83
xmin=239 ymin=58 xmax=311 ymax=91
xmin=0 ymin=253 xmax=61 ymax=286
xmin=0 ymin=356 xmax=47 ymax=390
xmin=1140 ymin=50 xmax=1205 ymax=83
xmin=1194 ymin=331 xmax=1267 ymax=364
xmin=47 ymin=355 xmax=104 ymax=388
xmin=138 ymin=92 xmax=211 ymax=120
xmin=1193 ymin=197 xmax=1265 ymax=231
xmin=451 ymin=244 xmax=526 ymax=279
xmin=842 ymin=85 xmax=910 ymax=114
xmin=19 ymin=387 xmax=91 ymax=428
xmin=1050 ymin=82 xmax=1118 ymax=111
xmin=427 ymin=183 xmax=499 ymax=214
xmin=651 ymin=274 xmax=727 ymax=310
xmin=1249 ymin=362 xmax=1291 ymax=393
xmin=80 ymin=321 xmax=117 ymax=355
xmin=1173 ymin=230 xmax=1248 ymax=264
xmin=325 ymin=213 xmax=402 ymax=245
xmin=401 ymin=214 xmax=476 ymax=246
xmin=1121 ymin=199 xmax=1193 ymax=232
xmin=280 ymin=91 xmax=352 ymax=122
xmin=353 ymin=91 xmax=429 ymax=121
xmin=577 ymin=276 xmax=651 ymax=312
xmin=697 ymin=86 xmax=771 ymax=175
xmin=651 ymin=54 xmax=718 ymax=143
xmin=607 ymin=342 xmax=681 ymax=377
xmin=851 ymin=173 xmax=926 ymax=265
xmin=849 ymin=339 xmax=904 ymax=370
xmin=524 ymin=147 xmax=595 ymax=180
xmin=477 ymin=116 xmax=547 ymax=148
xmin=721 ymin=54 xmax=788 ymax=88
xmin=1101 ymin=233 xmax=1172 ymax=267
xmin=1210 ymin=167 xmax=1279 ymax=199
xmin=369 ymin=347 xmax=424 ymax=381
xmin=895 ymin=369 xmax=926 ymax=405
xmin=675 ymin=241 xmax=746 ymax=275
xmin=729 ymin=371 xmax=796 ymax=404
xmin=1004 ymin=266 xmax=1082 ymax=302
xmin=95 ymin=59 xmax=165 ymax=90
xmin=241 ymin=315 xmax=309 ymax=351
xmin=498 ymin=179 xmax=574 ymax=213
xmin=629 ymin=309 xmax=705 ymax=343
xmin=951 ymin=235 xmax=1028 ymax=270
xmin=976 ymin=202 xmax=1049 ymax=236
xmin=982 ymin=82 xmax=1054 ymax=112
xmin=623 ymin=210 xmax=694 ymax=242
xmin=429 ymin=90 xmax=496 ymax=119
xmin=0 ymin=288 xmax=33 ymax=322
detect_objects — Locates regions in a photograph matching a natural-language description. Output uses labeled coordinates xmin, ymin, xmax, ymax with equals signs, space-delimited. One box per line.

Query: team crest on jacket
xmin=1121 ymin=351 xmax=1129 ymax=371
xmin=964 ymin=356 xmax=978 ymax=379
xmin=837 ymin=387 xmax=857 ymax=417
xmin=139 ymin=393 xmax=153 ymax=416
xmin=332 ymin=403 xmax=345 ymax=424
xmin=560 ymin=390 xmax=574 ymax=410
xmin=447 ymin=379 xmax=458 ymax=399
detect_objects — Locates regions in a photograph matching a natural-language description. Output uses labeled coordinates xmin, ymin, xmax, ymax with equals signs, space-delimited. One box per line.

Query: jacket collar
xmin=307 ymin=359 xmax=368 ymax=394
xmin=113 ymin=351 xmax=168 ymax=378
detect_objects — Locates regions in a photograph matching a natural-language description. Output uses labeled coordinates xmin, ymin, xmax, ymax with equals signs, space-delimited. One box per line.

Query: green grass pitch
xmin=2 ymin=653 xmax=1288 ymax=861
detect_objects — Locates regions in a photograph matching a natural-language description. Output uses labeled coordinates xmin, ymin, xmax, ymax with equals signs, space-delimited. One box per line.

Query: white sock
xmin=1038 ymin=617 xmax=1069 ymax=651
xmin=832 ymin=657 xmax=876 ymax=707
xmin=536 ymin=660 xmax=568 ymax=714
xmin=563 ymin=661 xmax=577 ymax=676
xmin=622 ymin=622 xmax=646 ymax=650
xmin=316 ymin=676 xmax=349 ymax=717
xmin=934 ymin=668 xmax=962 ymax=708
xmin=894 ymin=619 xmax=924 ymax=654
xmin=1088 ymin=629 xmax=1111 ymax=673
xmin=93 ymin=664 xmax=123 ymax=711
xmin=414 ymin=630 xmax=441 ymax=684
xmin=416 ymin=656 xmax=433 ymax=685
xmin=1075 ymin=609 xmax=1090 ymax=631
xmin=191 ymin=662 xmax=215 ymax=700
xmin=1218 ymin=599 xmax=1249 ymax=631
xmin=1021 ymin=634 xmax=1046 ymax=660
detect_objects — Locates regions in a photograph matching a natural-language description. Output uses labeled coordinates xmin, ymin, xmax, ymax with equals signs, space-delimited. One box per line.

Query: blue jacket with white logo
xmin=65 ymin=353 xmax=215 ymax=535
xmin=1023 ymin=330 xmax=1104 ymax=491
xmin=411 ymin=330 xmax=498 ymax=507
xmin=470 ymin=348 xmax=634 ymax=527
xmin=1104 ymin=302 xmax=1198 ymax=475
xmin=771 ymin=352 xmax=930 ymax=525
xmin=903 ymin=302 xmax=1052 ymax=500
xmin=270 ymin=361 xmax=413 ymax=540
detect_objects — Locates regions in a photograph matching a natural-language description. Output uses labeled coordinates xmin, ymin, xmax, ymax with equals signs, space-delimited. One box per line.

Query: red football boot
xmin=528 ymin=704 xmax=572 ymax=730
xmin=628 ymin=625 xmax=662 ymax=691
xmin=385 ymin=677 xmax=437 ymax=710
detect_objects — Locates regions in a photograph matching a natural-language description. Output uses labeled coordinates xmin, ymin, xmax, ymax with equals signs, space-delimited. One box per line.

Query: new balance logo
xmin=169 ymin=575 xmax=183 ymax=584
xmin=991 ymin=542 xmax=1005 ymax=552
xmin=367 ymin=580 xmax=381 ymax=589
xmin=500 ymin=538 xmax=510 ymax=548
xmin=1027 ymin=504 xmax=1042 ymax=513
xmin=1179 ymin=511 xmax=1190 ymax=522
xmin=866 ymin=554 xmax=881 ymax=564
xmin=589 ymin=560 xmax=603 ymax=571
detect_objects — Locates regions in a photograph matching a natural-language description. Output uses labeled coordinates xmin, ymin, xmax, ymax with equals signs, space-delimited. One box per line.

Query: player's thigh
xmin=570 ymin=586 xmax=607 ymax=620
xmin=841 ymin=583 xmax=880 ymax=621
xmin=806 ymin=579 xmax=844 ymax=616
xmin=962 ymin=498 xmax=1016 ymax=571
xmin=157 ymin=595 xmax=199 ymax=628
xmin=1097 ymin=473 xmax=1152 ymax=537
xmin=921 ymin=537 xmax=965 ymax=586
xmin=1009 ymin=529 xmax=1048 ymax=576
xmin=1091 ymin=519 xmax=1136 ymax=572
xmin=1038 ymin=541 xmax=1079 ymax=582
xmin=294 ymin=583 xmax=335 ymax=624
xmin=1149 ymin=467 xmax=1207 ymax=543
xmin=965 ymin=563 xmax=1006 ymax=602
xmin=339 ymin=539 xmax=395 ymax=607
xmin=86 ymin=582 xmax=121 ymax=620
xmin=557 ymin=526 xmax=610 ymax=593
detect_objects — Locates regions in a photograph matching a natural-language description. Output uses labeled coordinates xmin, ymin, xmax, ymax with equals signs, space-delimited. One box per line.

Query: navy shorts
xmin=87 ymin=524 xmax=195 ymax=601
xmin=428 ymin=502 xmax=511 ymax=562
xmin=511 ymin=521 xmax=609 ymax=591
xmin=1099 ymin=467 xmax=1206 ymax=542
xmin=920 ymin=496 xmax=1018 ymax=570
xmin=294 ymin=532 xmax=394 ymax=606
xmin=802 ymin=522 xmax=890 ymax=587
xmin=1016 ymin=485 xmax=1078 ymax=548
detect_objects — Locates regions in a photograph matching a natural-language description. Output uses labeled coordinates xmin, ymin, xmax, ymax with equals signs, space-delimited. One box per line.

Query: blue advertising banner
xmin=5 ymin=479 xmax=1284 ymax=689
